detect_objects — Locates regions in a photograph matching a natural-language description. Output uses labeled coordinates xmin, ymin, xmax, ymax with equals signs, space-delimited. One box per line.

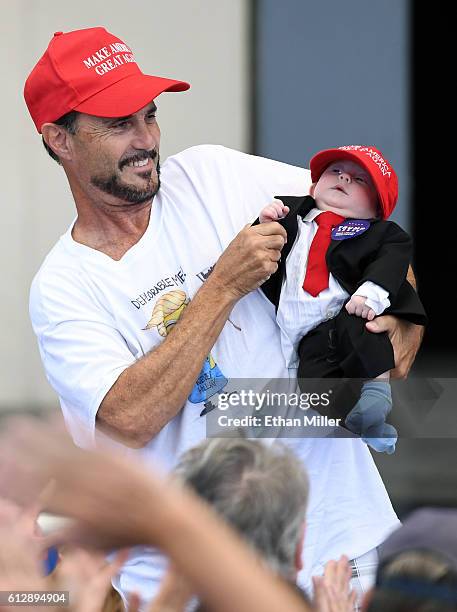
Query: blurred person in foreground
xmin=361 ymin=508 xmax=457 ymax=611
xmin=24 ymin=26 xmax=423 ymax=608
xmin=0 ymin=417 xmax=359 ymax=612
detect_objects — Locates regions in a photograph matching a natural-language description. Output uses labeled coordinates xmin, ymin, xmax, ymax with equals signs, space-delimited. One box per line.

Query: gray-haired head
xmin=173 ymin=438 xmax=309 ymax=580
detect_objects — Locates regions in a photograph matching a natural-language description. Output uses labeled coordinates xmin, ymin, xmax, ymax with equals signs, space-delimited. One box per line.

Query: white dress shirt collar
xmin=303 ymin=207 xmax=324 ymax=223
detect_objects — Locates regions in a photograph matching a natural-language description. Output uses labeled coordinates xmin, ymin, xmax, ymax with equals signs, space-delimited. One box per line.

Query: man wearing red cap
xmin=25 ymin=27 xmax=423 ymax=609
xmin=258 ymin=145 xmax=426 ymax=454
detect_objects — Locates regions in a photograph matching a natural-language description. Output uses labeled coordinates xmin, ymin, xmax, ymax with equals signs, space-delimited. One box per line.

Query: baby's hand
xmin=345 ymin=295 xmax=376 ymax=320
xmin=259 ymin=199 xmax=290 ymax=223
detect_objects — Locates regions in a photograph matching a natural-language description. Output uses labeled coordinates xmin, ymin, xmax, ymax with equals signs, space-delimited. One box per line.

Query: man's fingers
xmin=365 ymin=314 xmax=393 ymax=333
xmin=260 ymin=235 xmax=287 ymax=251
xmin=109 ymin=548 xmax=130 ymax=572
xmin=252 ymin=221 xmax=287 ymax=242
xmin=267 ymin=249 xmax=282 ymax=263
xmin=128 ymin=592 xmax=141 ymax=612
xmin=47 ymin=523 xmax=114 ymax=551
xmin=335 ymin=555 xmax=350 ymax=591
xmin=323 ymin=559 xmax=337 ymax=581
xmin=241 ymin=223 xmax=287 ymax=253
xmin=19 ymin=480 xmax=56 ymax=528
xmin=312 ymin=576 xmax=329 ymax=612
xmin=87 ymin=548 xmax=130 ymax=591
xmin=348 ymin=589 xmax=357 ymax=608
xmin=39 ymin=529 xmax=67 ymax=551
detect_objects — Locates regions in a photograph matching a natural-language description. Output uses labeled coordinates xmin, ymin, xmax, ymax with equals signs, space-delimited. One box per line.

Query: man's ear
xmin=41 ymin=123 xmax=74 ymax=162
xmin=294 ymin=521 xmax=306 ymax=572
xmin=309 ymin=183 xmax=316 ymax=197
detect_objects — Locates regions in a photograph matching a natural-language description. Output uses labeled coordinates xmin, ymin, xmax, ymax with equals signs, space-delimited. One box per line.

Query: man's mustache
xmin=119 ymin=149 xmax=158 ymax=170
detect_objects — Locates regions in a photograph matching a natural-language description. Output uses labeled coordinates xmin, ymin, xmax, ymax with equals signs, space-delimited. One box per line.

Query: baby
xmin=257 ymin=145 xmax=427 ymax=453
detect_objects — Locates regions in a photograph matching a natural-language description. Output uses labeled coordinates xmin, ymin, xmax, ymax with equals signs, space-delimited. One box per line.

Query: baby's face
xmin=311 ymin=159 xmax=379 ymax=219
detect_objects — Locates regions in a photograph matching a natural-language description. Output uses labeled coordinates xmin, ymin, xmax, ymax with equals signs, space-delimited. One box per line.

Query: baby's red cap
xmin=310 ymin=145 xmax=398 ymax=219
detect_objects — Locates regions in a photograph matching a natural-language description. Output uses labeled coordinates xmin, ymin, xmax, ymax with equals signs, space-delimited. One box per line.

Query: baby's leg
xmin=345 ymin=372 xmax=397 ymax=454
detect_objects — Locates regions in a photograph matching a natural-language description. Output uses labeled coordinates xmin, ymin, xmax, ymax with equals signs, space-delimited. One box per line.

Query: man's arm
xmin=407 ymin=265 xmax=416 ymax=289
xmin=97 ymin=222 xmax=287 ymax=447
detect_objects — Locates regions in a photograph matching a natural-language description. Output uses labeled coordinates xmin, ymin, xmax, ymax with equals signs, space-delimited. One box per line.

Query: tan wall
xmin=0 ymin=0 xmax=250 ymax=412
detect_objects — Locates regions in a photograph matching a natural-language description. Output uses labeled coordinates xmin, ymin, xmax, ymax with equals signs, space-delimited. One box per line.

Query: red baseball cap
xmin=309 ymin=145 xmax=398 ymax=219
xmin=24 ymin=27 xmax=190 ymax=133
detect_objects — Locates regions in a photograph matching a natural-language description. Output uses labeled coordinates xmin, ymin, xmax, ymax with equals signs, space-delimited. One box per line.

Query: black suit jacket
xmin=254 ymin=195 xmax=427 ymax=325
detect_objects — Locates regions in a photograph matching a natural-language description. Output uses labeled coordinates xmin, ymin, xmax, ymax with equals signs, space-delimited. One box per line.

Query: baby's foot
xmin=345 ymin=381 xmax=392 ymax=433
xmin=362 ymin=422 xmax=397 ymax=454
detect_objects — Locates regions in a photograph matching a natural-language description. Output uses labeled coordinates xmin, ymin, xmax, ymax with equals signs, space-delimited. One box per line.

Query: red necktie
xmin=302 ymin=211 xmax=345 ymax=297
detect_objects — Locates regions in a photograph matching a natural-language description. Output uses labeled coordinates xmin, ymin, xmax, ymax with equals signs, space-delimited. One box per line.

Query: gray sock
xmin=345 ymin=381 xmax=397 ymax=453
xmin=345 ymin=380 xmax=392 ymax=433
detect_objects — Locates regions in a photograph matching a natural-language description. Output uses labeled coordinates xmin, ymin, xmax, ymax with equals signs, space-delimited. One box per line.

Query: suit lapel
xmin=260 ymin=195 xmax=314 ymax=309
xmin=276 ymin=195 xmax=314 ymax=261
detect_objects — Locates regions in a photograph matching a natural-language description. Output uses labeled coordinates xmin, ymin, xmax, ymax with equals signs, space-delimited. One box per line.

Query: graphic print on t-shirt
xmin=143 ymin=290 xmax=228 ymax=403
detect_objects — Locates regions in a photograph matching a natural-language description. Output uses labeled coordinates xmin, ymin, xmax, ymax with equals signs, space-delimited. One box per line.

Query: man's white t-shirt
xmin=30 ymin=145 xmax=399 ymax=602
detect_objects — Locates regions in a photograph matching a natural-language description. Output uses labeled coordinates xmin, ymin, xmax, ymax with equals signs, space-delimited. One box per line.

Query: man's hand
xmin=366 ymin=316 xmax=424 ymax=379
xmin=312 ymin=556 xmax=357 ymax=612
xmin=209 ymin=222 xmax=287 ymax=300
xmin=54 ymin=548 xmax=129 ymax=612
xmin=148 ymin=566 xmax=194 ymax=612
xmin=345 ymin=295 xmax=376 ymax=321
xmin=259 ymin=199 xmax=290 ymax=223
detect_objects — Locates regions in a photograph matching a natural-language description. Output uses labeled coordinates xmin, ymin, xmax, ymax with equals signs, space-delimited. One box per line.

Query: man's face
xmin=311 ymin=159 xmax=379 ymax=219
xmin=68 ymin=101 xmax=161 ymax=207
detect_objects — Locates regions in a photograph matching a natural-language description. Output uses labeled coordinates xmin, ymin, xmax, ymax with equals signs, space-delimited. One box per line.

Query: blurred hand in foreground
xmin=0 ymin=416 xmax=312 ymax=612
xmin=312 ymin=556 xmax=357 ymax=612
xmin=53 ymin=548 xmax=129 ymax=612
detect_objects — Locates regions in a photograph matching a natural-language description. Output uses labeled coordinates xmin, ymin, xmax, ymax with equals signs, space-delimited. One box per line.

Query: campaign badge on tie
xmin=331 ymin=219 xmax=370 ymax=241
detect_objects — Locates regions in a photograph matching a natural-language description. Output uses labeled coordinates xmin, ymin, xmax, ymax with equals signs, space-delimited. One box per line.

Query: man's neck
xmin=72 ymin=201 xmax=152 ymax=261
xmin=65 ymin=166 xmax=156 ymax=260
